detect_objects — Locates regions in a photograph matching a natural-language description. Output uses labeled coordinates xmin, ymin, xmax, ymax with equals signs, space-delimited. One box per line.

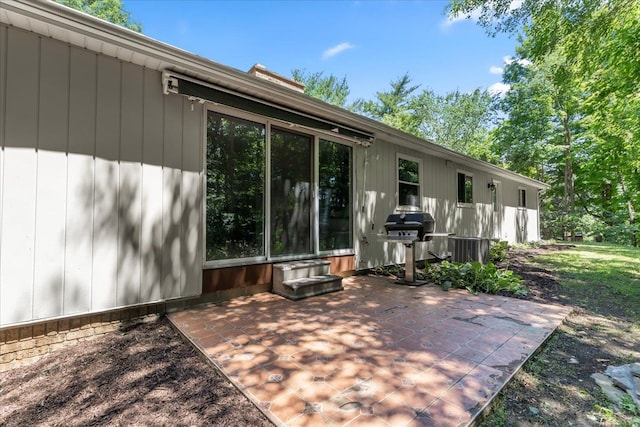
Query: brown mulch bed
xmin=0 ymin=317 xmax=272 ymax=427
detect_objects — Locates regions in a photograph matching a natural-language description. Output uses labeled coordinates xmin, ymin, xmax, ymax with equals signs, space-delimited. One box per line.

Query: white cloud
xmin=441 ymin=7 xmax=482 ymax=29
xmin=322 ymin=42 xmax=354 ymax=60
xmin=509 ymin=0 xmax=524 ymax=11
xmin=489 ymin=65 xmax=504 ymax=75
xmin=488 ymin=82 xmax=511 ymax=96
xmin=176 ymin=20 xmax=190 ymax=36
xmin=503 ymin=55 xmax=532 ymax=67
xmin=442 ymin=1 xmax=523 ymax=29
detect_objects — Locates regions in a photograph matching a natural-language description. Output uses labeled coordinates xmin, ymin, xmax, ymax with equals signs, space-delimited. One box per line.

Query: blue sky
xmin=126 ymin=0 xmax=517 ymax=102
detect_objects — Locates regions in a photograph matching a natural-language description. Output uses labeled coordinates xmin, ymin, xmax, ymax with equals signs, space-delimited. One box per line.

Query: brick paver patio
xmin=168 ymin=275 xmax=572 ymax=426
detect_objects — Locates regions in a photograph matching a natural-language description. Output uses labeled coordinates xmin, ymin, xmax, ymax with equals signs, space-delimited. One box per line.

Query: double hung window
xmin=398 ymin=157 xmax=421 ymax=208
xmin=518 ymin=188 xmax=527 ymax=208
xmin=457 ymin=172 xmax=473 ymax=205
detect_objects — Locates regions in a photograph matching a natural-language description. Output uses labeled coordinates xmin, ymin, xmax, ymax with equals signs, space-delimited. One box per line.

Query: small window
xmin=491 ymin=185 xmax=498 ymax=212
xmin=457 ymin=172 xmax=473 ymax=204
xmin=398 ymin=157 xmax=420 ymax=207
xmin=518 ymin=188 xmax=527 ymax=208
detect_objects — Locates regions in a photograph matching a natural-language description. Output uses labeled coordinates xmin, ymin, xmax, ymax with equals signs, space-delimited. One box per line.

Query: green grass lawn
xmin=535 ymin=242 xmax=640 ymax=321
xmin=480 ymin=242 xmax=640 ymax=427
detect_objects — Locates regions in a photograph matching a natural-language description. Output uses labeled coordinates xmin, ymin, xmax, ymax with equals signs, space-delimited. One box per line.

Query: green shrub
xmin=370 ymin=264 xmax=404 ymax=277
xmin=490 ymin=240 xmax=509 ymax=262
xmin=429 ymin=261 xmax=526 ymax=295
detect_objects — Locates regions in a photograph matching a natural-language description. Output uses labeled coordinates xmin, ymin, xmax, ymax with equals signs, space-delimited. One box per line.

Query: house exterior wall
xmin=501 ymin=180 xmax=540 ymax=244
xmin=353 ymin=138 xmax=541 ymax=269
xmin=0 ymin=3 xmax=546 ymax=331
xmin=0 ymin=25 xmax=203 ymax=327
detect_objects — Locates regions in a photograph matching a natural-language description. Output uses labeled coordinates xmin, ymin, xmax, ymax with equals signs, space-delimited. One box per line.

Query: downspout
xmin=537 ymin=189 xmax=543 ymax=241
xmin=357 ymin=146 xmax=370 ymax=268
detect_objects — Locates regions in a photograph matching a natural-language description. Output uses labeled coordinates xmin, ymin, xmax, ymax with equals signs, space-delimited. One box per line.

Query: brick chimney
xmin=247 ymin=64 xmax=305 ymax=93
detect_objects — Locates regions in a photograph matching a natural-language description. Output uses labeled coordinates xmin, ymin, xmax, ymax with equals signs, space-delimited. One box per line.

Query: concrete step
xmin=272 ymin=274 xmax=343 ymax=300
xmin=273 ymin=260 xmax=331 ymax=284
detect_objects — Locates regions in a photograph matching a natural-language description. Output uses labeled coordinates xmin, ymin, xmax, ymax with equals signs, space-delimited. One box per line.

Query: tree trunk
xmin=617 ymin=167 xmax=638 ymax=247
xmin=628 ymin=203 xmax=637 ymax=247
xmin=561 ymin=115 xmax=575 ymax=213
xmin=557 ymin=104 xmax=574 ymax=240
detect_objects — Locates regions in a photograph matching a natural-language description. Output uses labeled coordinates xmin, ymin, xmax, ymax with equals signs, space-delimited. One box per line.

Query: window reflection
xmin=270 ymin=128 xmax=312 ymax=256
xmin=206 ymin=112 xmax=265 ymax=260
xmin=319 ymin=140 xmax=352 ymax=251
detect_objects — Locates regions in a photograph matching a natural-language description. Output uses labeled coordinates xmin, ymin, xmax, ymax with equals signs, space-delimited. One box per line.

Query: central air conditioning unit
xmin=448 ymin=236 xmax=490 ymax=263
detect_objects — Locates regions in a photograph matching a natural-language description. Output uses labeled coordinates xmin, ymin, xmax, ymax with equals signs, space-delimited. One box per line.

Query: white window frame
xmin=396 ymin=153 xmax=422 ymax=211
xmin=456 ymin=170 xmax=474 ymax=208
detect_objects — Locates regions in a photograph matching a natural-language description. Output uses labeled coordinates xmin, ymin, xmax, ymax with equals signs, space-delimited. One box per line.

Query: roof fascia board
xmin=376 ymin=127 xmax=550 ymax=189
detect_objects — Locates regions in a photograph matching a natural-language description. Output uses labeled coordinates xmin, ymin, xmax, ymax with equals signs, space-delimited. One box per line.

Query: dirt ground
xmin=1 ymin=244 xmax=638 ymax=426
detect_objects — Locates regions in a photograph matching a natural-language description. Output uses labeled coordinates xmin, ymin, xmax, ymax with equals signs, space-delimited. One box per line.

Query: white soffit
xmin=0 ymin=1 xmax=172 ymax=71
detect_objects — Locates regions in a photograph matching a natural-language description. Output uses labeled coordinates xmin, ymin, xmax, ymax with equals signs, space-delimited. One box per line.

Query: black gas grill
xmin=384 ymin=212 xmax=436 ymax=243
xmin=383 ymin=212 xmax=444 ymax=285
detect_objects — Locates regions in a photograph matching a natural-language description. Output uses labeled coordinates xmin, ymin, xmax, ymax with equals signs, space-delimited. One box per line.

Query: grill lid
xmin=384 ymin=212 xmax=435 ymax=241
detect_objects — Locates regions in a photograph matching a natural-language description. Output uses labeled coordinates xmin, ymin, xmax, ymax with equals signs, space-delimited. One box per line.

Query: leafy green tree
xmin=576 ymin=3 xmax=640 ymax=245
xmin=450 ymin=0 xmax=639 ymax=245
xmin=417 ymin=88 xmax=496 ymax=161
xmin=291 ymin=69 xmax=351 ymax=108
xmin=446 ymin=0 xmax=600 ymax=36
xmin=54 ymin=0 xmax=142 ymax=32
xmin=354 ymin=73 xmax=422 ymax=136
xmin=491 ymin=57 xmax=555 ymax=180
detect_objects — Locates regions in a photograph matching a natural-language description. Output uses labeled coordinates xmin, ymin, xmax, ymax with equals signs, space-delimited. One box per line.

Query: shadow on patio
xmin=168 ymin=275 xmax=572 ymax=427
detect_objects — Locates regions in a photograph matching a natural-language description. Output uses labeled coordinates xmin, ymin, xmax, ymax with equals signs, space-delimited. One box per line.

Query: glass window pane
xmin=492 ymin=186 xmax=498 ymax=212
xmin=457 ymin=172 xmax=473 ymax=204
xmin=319 ymin=140 xmax=352 ymax=251
xmin=465 ymin=175 xmax=473 ymax=204
xmin=399 ymin=158 xmax=420 ymax=207
xmin=519 ymin=189 xmax=526 ymax=207
xmin=206 ymin=112 xmax=265 ymax=260
xmin=398 ymin=158 xmax=419 ymax=184
xmin=399 ymin=183 xmax=420 ymax=207
xmin=457 ymin=173 xmax=466 ymax=203
xmin=270 ymin=129 xmax=312 ymax=256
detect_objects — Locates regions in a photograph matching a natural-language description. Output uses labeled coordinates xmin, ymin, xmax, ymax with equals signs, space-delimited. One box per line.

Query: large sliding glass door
xmin=205 ymin=109 xmax=353 ymax=265
xmin=270 ymin=128 xmax=313 ymax=257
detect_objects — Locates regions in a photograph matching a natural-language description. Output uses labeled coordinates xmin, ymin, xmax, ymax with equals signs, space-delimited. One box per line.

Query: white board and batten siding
xmin=0 ymin=25 xmax=203 ymax=327
xmin=354 ymin=138 xmax=541 ymax=269
xmin=501 ymin=179 xmax=540 ymax=244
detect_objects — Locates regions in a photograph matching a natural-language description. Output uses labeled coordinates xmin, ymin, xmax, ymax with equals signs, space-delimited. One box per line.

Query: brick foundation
xmin=0 ymin=304 xmax=166 ymax=372
xmin=0 ymin=283 xmax=271 ymax=372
